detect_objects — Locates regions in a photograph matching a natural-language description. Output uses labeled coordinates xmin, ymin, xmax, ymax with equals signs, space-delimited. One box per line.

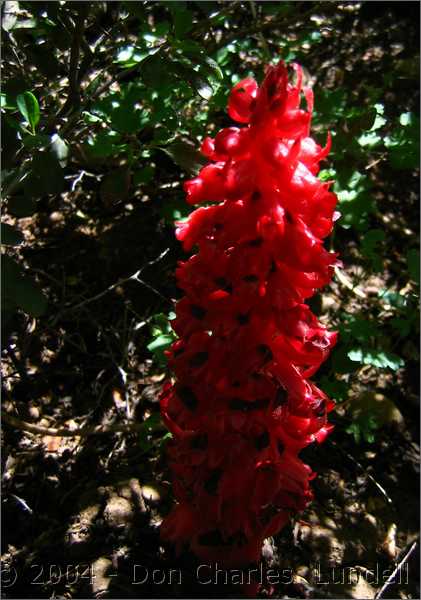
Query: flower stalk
xmin=160 ymin=59 xmax=339 ymax=588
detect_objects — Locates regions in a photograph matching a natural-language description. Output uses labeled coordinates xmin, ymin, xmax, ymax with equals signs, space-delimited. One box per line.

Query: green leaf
xmin=161 ymin=140 xmax=207 ymax=175
xmin=147 ymin=334 xmax=174 ymax=354
xmin=346 ymin=415 xmax=379 ymax=445
xmin=138 ymin=413 xmax=169 ymax=452
xmin=407 ymin=249 xmax=420 ymax=285
xmin=337 ymin=193 xmax=375 ymax=230
xmin=115 ymin=45 xmax=148 ymax=68
xmin=378 ymin=289 xmax=408 ymax=310
xmin=171 ymin=6 xmax=193 ymax=38
xmin=171 ymin=60 xmax=214 ymax=100
xmin=173 ymin=39 xmax=203 ymax=55
xmin=141 ymin=53 xmax=173 ymax=89
xmin=345 ymin=422 xmax=361 ymax=444
xmin=331 ymin=346 xmax=358 ymax=374
xmin=1 ymin=223 xmax=23 ymax=246
xmin=92 ymin=84 xmax=147 ymax=134
xmin=2 ymin=255 xmax=47 ymax=317
xmin=150 ymin=312 xmax=173 ymax=336
xmin=390 ymin=317 xmax=412 ymax=338
xmin=347 ymin=348 xmax=404 ymax=370
xmin=195 ymin=76 xmax=213 ymax=100
xmin=384 ymin=112 xmax=420 ymax=170
xmin=371 ymin=103 xmax=387 ymax=131
xmin=82 ymin=111 xmax=103 ymax=124
xmin=16 ymin=91 xmax=40 ymax=132
xmin=340 ymin=315 xmax=377 ymax=343
xmin=196 ymin=56 xmax=224 ymax=82
xmin=400 ymin=112 xmax=413 ymax=126
xmin=312 ymin=88 xmax=348 ymax=125
xmin=85 ymin=130 xmax=125 ymax=158
xmin=22 ymin=133 xmax=50 ymax=149
xmin=50 ymin=134 xmax=69 ymax=167
xmin=318 ymin=168 xmax=336 ymax=182
xmin=360 ymin=229 xmax=386 ymax=272
xmin=357 ymin=131 xmax=382 ymax=148
xmin=24 ymin=151 xmax=64 ymax=196
xmin=346 ymin=107 xmax=377 ymax=136
xmin=133 ymin=166 xmax=155 ymax=185
xmin=185 ymin=68 xmax=214 ymax=100
xmin=318 ymin=375 xmax=349 ymax=402
xmin=2 ymin=1 xmax=19 ymax=32
xmin=159 ymin=196 xmax=191 ymax=224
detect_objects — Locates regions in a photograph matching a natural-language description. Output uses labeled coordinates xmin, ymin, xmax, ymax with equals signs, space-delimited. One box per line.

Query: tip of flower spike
xmin=263 ymin=61 xmax=288 ymax=97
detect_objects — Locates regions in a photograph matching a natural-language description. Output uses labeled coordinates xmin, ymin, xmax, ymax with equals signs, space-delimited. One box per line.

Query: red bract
xmin=160 ymin=60 xmax=339 ymax=591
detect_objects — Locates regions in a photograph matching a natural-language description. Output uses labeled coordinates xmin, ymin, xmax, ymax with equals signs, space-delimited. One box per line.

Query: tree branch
xmin=56 ymin=6 xmax=88 ymax=118
xmin=2 ymin=411 xmax=164 ymax=438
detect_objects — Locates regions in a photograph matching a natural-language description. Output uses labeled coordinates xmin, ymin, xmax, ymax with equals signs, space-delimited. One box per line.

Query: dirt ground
xmin=1 ymin=2 xmax=419 ymax=599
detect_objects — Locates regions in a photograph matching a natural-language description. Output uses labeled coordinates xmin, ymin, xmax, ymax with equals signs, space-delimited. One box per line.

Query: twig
xmin=365 ymin=153 xmax=387 ymax=170
xmin=65 ymin=169 xmax=98 ymax=191
xmin=55 ymin=6 xmax=87 ymax=118
xmin=1 ymin=411 xmax=165 ymax=438
xmin=374 ymin=539 xmax=418 ymax=599
xmin=10 ymin=493 xmax=33 ymax=514
xmin=329 ymin=440 xmax=392 ymax=504
xmin=334 ymin=266 xmax=367 ymax=299
xmin=54 ymin=248 xmax=172 ymax=319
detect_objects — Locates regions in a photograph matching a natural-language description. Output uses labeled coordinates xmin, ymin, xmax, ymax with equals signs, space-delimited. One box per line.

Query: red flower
xmin=160 ymin=59 xmax=339 ymax=591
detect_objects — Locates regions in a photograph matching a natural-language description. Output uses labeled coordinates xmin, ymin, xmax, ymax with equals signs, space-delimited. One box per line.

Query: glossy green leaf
xmin=133 ymin=166 xmax=155 ymax=185
xmin=195 ymin=76 xmax=213 ymax=100
xmin=171 ymin=60 xmax=214 ymax=100
xmin=22 ymin=133 xmax=50 ymax=149
xmin=16 ymin=91 xmax=40 ymax=131
xmin=161 ymin=140 xmax=207 ymax=174
xmin=141 ymin=53 xmax=172 ymax=89
xmin=347 ymin=348 xmax=404 ymax=370
xmin=50 ymin=134 xmax=69 ymax=166
xmin=171 ymin=6 xmax=193 ymax=38
xmin=147 ymin=334 xmax=173 ymax=354
xmin=85 ymin=130 xmax=125 ymax=158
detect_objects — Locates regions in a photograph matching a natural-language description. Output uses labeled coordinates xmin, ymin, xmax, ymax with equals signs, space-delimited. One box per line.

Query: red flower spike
xmin=160 ymin=60 xmax=339 ymax=592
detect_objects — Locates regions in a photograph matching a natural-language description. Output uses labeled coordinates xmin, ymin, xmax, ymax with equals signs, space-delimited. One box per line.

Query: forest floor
xmin=1 ymin=3 xmax=419 ymax=599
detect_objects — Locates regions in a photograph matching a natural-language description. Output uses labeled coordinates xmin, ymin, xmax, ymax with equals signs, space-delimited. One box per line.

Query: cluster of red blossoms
xmin=160 ymin=60 xmax=339 ymax=584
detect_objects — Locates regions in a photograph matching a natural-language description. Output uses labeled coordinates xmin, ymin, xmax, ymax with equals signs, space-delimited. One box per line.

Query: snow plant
xmin=160 ymin=60 xmax=339 ymax=586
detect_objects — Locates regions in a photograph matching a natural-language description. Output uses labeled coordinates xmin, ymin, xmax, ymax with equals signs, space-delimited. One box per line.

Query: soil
xmin=1 ymin=2 xmax=419 ymax=599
